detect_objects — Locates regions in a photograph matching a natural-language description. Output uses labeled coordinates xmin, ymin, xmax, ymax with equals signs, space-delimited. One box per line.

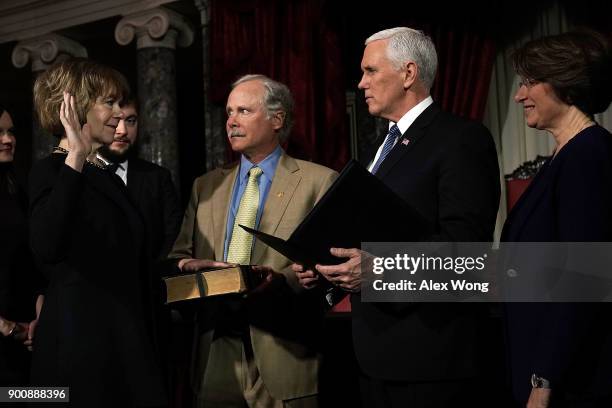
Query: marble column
xmin=11 ymin=34 xmax=87 ymax=160
xmin=194 ymin=0 xmax=226 ymax=171
xmin=115 ymin=7 xmax=194 ymax=187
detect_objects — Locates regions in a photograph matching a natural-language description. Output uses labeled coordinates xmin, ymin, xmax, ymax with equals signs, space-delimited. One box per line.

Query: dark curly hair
xmin=513 ymin=29 xmax=612 ymax=116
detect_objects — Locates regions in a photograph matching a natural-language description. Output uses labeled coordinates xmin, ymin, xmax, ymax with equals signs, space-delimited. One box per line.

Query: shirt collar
xmin=239 ymin=145 xmax=282 ymax=182
xmin=391 ymin=96 xmax=434 ymax=135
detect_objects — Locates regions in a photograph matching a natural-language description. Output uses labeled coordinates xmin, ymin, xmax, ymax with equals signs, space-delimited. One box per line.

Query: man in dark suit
xmin=97 ymin=99 xmax=181 ymax=260
xmin=295 ymin=27 xmax=500 ymax=407
xmin=97 ymin=98 xmax=182 ymax=398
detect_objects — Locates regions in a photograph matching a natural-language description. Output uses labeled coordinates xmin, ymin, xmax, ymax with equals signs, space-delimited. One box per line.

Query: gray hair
xmin=366 ymin=27 xmax=438 ymax=90
xmin=232 ymin=74 xmax=294 ymax=142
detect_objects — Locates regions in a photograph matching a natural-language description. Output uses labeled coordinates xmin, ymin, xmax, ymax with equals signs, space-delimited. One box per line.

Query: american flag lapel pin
xmin=401 ymin=138 xmax=410 ymax=146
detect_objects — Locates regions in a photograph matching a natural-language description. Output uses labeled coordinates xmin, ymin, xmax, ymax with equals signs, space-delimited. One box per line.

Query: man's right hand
xmin=181 ymin=258 xmax=233 ymax=273
xmin=292 ymin=263 xmax=320 ymax=289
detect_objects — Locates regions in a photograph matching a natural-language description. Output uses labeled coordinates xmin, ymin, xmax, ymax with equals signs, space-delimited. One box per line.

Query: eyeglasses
xmin=518 ymin=78 xmax=540 ymax=88
xmin=124 ymin=116 xmax=138 ymax=127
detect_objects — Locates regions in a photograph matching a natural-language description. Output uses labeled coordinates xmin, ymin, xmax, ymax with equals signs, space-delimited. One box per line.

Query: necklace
xmin=87 ymin=159 xmax=106 ymax=170
xmin=52 ymin=146 xmax=107 ymax=170
xmin=53 ymin=146 xmax=69 ymax=154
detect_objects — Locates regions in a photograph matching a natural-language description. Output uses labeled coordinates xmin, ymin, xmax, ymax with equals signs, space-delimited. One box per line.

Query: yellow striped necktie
xmin=226 ymin=166 xmax=264 ymax=264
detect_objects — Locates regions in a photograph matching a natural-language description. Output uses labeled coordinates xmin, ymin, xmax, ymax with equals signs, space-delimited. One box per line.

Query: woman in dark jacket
xmin=29 ymin=59 xmax=166 ymax=407
xmin=503 ymin=30 xmax=612 ymax=407
xmin=0 ymin=104 xmax=42 ymax=385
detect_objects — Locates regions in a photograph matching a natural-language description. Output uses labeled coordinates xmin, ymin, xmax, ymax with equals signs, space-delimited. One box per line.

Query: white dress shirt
xmin=115 ymin=160 xmax=128 ymax=185
xmin=367 ymin=96 xmax=434 ymax=172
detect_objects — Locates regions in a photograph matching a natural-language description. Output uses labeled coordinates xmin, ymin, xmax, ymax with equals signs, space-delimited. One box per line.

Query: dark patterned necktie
xmin=371 ymin=124 xmax=401 ymax=174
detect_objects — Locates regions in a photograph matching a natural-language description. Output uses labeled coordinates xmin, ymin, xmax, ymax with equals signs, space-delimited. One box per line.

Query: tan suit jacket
xmin=170 ymin=152 xmax=337 ymax=400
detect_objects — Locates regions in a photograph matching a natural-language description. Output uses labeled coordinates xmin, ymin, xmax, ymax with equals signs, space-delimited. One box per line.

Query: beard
xmin=97 ymin=143 xmax=133 ymax=164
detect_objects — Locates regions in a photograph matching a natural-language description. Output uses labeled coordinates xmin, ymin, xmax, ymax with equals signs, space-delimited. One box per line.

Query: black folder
xmin=241 ymin=160 xmax=431 ymax=269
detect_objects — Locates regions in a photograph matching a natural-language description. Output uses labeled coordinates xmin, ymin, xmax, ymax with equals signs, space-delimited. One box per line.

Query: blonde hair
xmin=34 ymin=58 xmax=129 ymax=136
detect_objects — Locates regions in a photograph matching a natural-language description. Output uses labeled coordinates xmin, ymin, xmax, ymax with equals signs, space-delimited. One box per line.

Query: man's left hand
xmin=316 ymin=247 xmax=362 ymax=292
xmin=527 ymin=388 xmax=551 ymax=408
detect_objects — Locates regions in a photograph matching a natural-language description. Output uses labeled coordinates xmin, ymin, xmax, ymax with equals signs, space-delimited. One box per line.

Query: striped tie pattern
xmin=226 ymin=167 xmax=264 ymax=264
xmin=371 ymin=124 xmax=401 ymax=174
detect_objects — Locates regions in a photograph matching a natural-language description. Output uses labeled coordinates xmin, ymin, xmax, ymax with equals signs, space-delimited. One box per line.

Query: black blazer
xmin=502 ymin=125 xmax=612 ymax=403
xmin=124 ymin=158 xmax=182 ymax=382
xmin=0 ymin=180 xmax=39 ymax=386
xmin=125 ymin=158 xmax=181 ymax=261
xmin=29 ymin=154 xmax=167 ymax=407
xmin=352 ymin=103 xmax=501 ymax=381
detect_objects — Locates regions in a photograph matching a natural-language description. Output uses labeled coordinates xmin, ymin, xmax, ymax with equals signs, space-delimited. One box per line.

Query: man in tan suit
xmin=169 ymin=74 xmax=337 ymax=407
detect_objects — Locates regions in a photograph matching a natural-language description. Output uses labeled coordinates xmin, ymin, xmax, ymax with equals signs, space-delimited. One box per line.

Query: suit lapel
xmin=251 ymin=153 xmax=300 ymax=265
xmin=375 ymin=103 xmax=440 ymax=179
xmin=212 ymin=163 xmax=239 ymax=260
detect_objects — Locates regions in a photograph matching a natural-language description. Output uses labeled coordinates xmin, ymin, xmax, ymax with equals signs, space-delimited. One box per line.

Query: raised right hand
xmin=59 ymin=91 xmax=92 ymax=167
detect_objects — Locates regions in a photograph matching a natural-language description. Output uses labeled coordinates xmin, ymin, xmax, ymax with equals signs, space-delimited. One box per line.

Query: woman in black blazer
xmin=29 ymin=59 xmax=166 ymax=407
xmin=502 ymin=31 xmax=612 ymax=407
xmin=0 ymin=104 xmax=43 ymax=385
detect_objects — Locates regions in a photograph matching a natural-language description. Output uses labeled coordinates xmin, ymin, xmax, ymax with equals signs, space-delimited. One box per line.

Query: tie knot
xmin=248 ymin=166 xmax=263 ymax=180
xmin=370 ymin=124 xmax=401 ymax=175
xmin=388 ymin=124 xmax=401 ymax=139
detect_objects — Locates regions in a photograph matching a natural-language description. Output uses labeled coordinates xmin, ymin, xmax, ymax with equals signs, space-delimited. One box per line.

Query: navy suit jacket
xmin=352 ymin=103 xmax=501 ymax=381
xmin=502 ymin=125 xmax=612 ymax=402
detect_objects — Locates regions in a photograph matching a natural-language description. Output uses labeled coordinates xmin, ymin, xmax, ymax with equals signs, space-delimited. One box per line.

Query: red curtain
xmin=210 ymin=0 xmax=349 ymax=171
xmin=210 ymin=2 xmax=496 ymax=170
xmin=430 ymin=27 xmax=496 ymax=121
